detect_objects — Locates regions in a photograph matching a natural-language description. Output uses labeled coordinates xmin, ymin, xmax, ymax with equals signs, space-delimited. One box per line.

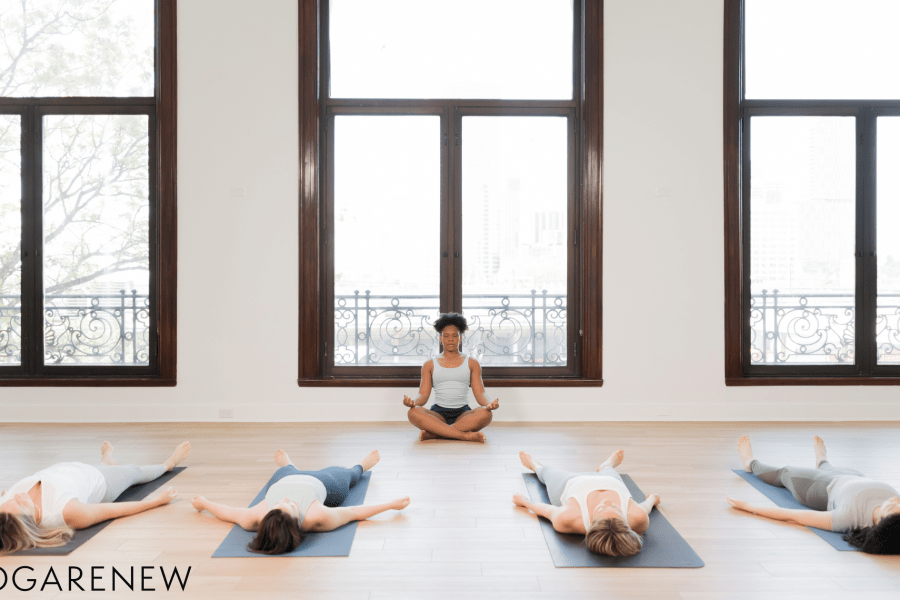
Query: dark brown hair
xmin=248 ymin=510 xmax=304 ymax=555
xmin=843 ymin=514 xmax=900 ymax=554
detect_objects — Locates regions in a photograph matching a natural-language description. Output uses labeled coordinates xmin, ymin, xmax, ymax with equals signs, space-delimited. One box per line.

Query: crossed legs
xmin=407 ymin=406 xmax=489 ymax=443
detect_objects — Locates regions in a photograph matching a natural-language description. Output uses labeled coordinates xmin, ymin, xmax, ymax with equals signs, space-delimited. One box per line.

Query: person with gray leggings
xmin=0 ymin=441 xmax=190 ymax=556
xmin=728 ymin=435 xmax=900 ymax=552
xmin=514 ymin=449 xmax=661 ymax=556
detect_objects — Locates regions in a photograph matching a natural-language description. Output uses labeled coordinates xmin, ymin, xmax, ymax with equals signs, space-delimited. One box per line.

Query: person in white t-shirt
xmin=513 ymin=449 xmax=661 ymax=556
xmin=728 ymin=435 xmax=900 ymax=554
xmin=0 ymin=441 xmax=190 ymax=556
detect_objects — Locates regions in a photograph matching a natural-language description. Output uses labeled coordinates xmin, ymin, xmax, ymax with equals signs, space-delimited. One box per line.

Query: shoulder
xmin=553 ymin=504 xmax=585 ymax=534
xmin=300 ymin=500 xmax=327 ymax=531
xmin=627 ymin=500 xmax=650 ymax=533
xmin=423 ymin=359 xmax=434 ymax=369
xmin=60 ymin=497 xmax=86 ymax=527
xmin=468 ymin=357 xmax=481 ymax=370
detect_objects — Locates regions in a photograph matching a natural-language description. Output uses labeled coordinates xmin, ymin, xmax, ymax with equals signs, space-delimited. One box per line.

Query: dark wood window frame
xmin=0 ymin=0 xmax=177 ymax=386
xmin=724 ymin=0 xmax=900 ymax=385
xmin=298 ymin=0 xmax=603 ymax=387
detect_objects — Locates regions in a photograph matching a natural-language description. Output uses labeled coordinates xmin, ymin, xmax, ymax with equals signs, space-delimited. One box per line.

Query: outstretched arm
xmin=191 ymin=496 xmax=263 ymax=531
xmin=63 ymin=488 xmax=177 ymax=529
xmin=470 ymin=359 xmax=499 ymax=410
xmin=512 ymin=493 xmax=575 ymax=533
xmin=403 ymin=362 xmax=434 ymax=407
xmin=726 ymin=497 xmax=833 ymax=530
xmin=307 ymin=497 xmax=411 ymax=532
xmin=637 ymin=493 xmax=660 ymax=516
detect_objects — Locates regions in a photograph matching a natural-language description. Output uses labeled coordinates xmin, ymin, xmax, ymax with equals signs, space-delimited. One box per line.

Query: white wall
xmin=4 ymin=0 xmax=899 ymax=422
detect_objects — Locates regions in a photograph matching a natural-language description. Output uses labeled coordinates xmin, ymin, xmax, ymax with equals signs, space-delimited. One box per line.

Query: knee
xmin=478 ymin=407 xmax=493 ymax=425
xmin=407 ymin=406 xmax=421 ymax=422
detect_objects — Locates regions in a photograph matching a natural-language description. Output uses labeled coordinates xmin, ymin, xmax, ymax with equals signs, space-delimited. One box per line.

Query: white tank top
xmin=264 ymin=475 xmax=328 ymax=528
xmin=431 ymin=354 xmax=471 ymax=409
xmin=559 ymin=475 xmax=633 ymax=531
xmin=1 ymin=463 xmax=107 ymax=529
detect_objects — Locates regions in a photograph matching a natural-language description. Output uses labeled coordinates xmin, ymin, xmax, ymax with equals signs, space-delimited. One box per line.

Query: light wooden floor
xmin=1 ymin=422 xmax=899 ymax=599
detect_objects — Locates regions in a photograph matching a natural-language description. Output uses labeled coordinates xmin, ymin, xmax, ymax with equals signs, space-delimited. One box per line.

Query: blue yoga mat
xmin=522 ymin=473 xmax=704 ymax=568
xmin=212 ymin=471 xmax=372 ymax=557
xmin=732 ymin=469 xmax=857 ymax=551
xmin=17 ymin=467 xmax=187 ymax=556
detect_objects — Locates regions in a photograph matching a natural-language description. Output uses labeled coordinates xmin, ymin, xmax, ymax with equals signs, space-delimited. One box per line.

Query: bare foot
xmin=419 ymin=430 xmax=439 ymax=441
xmin=737 ymin=436 xmax=755 ymax=472
xmin=598 ymin=449 xmax=624 ymax=471
xmin=463 ymin=432 xmax=486 ymax=443
xmin=100 ymin=441 xmax=117 ymax=465
xmin=274 ymin=449 xmax=293 ymax=467
xmin=360 ymin=450 xmax=380 ymax=472
xmin=164 ymin=442 xmax=191 ymax=471
xmin=519 ymin=451 xmax=542 ymax=473
xmin=814 ymin=436 xmax=828 ymax=468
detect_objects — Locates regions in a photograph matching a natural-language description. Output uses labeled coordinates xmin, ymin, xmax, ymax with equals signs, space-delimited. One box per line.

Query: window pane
xmin=42 ymin=114 xmax=150 ymax=365
xmin=746 ymin=0 xmax=900 ymax=100
xmin=329 ymin=0 xmax=573 ymax=100
xmin=0 ymin=0 xmax=154 ymax=97
xmin=333 ymin=115 xmax=440 ymax=366
xmin=0 ymin=115 xmax=21 ymax=365
xmin=462 ymin=116 xmax=567 ymax=366
xmin=877 ymin=117 xmax=900 ymax=364
xmin=749 ymin=117 xmax=855 ymax=364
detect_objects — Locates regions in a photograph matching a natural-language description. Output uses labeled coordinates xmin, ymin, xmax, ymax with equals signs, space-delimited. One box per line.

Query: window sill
xmin=299 ymin=377 xmax=603 ymax=388
xmin=727 ymin=377 xmax=900 ymax=386
xmin=0 ymin=378 xmax=176 ymax=387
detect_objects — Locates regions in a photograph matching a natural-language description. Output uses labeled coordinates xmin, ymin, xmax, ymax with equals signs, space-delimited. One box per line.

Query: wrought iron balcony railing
xmin=334 ymin=290 xmax=567 ymax=366
xmin=0 ymin=291 xmax=150 ymax=365
xmin=750 ymin=290 xmax=900 ymax=364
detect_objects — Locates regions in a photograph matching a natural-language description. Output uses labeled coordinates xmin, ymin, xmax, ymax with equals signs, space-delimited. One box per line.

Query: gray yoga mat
xmin=17 ymin=467 xmax=187 ymax=556
xmin=732 ymin=469 xmax=857 ymax=551
xmin=522 ymin=473 xmax=704 ymax=568
xmin=212 ymin=470 xmax=372 ymax=557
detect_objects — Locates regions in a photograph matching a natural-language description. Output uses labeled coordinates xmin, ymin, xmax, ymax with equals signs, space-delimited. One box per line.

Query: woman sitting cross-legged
xmin=402 ymin=312 xmax=500 ymax=443
xmin=191 ymin=449 xmax=410 ymax=555
xmin=0 ymin=441 xmax=190 ymax=556
xmin=728 ymin=435 xmax=900 ymax=554
xmin=513 ymin=449 xmax=661 ymax=556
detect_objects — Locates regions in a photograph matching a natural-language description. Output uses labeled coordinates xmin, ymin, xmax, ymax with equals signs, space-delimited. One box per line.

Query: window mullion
xmin=449 ymin=104 xmax=462 ymax=314
xmin=23 ymin=105 xmax=40 ymax=375
xmin=857 ymin=109 xmax=877 ymax=374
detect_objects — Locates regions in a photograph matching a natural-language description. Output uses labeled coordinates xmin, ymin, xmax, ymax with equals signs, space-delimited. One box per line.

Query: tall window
xmin=299 ymin=0 xmax=603 ymax=385
xmin=725 ymin=0 xmax=900 ymax=383
xmin=0 ymin=0 xmax=176 ymax=384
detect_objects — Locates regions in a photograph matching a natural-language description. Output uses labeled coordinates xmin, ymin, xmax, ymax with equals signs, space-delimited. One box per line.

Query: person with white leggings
xmin=0 ymin=441 xmax=190 ymax=556
xmin=513 ymin=449 xmax=661 ymax=556
xmin=729 ymin=435 xmax=900 ymax=554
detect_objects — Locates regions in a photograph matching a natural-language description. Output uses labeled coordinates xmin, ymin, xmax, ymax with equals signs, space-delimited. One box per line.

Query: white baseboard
xmin=3 ymin=402 xmax=900 ymax=422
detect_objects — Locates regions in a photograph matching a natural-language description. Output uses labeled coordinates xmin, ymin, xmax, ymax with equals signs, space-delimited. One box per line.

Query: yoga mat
xmin=212 ymin=471 xmax=372 ymax=557
xmin=18 ymin=467 xmax=187 ymax=556
xmin=732 ymin=469 xmax=857 ymax=551
xmin=522 ymin=473 xmax=704 ymax=568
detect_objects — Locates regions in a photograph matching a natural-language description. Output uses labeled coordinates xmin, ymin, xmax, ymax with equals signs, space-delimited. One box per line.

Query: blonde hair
xmin=584 ymin=517 xmax=643 ymax=556
xmin=0 ymin=512 xmax=74 ymax=556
